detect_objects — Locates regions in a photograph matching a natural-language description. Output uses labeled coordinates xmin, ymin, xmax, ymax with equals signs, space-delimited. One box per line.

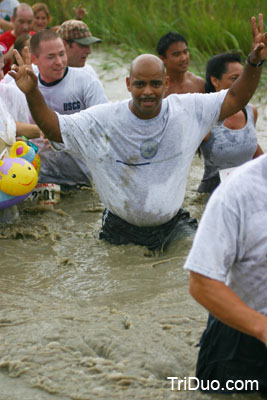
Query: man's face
xmin=126 ymin=57 xmax=169 ymax=119
xmin=161 ymin=41 xmax=190 ymax=74
xmin=31 ymin=38 xmax=67 ymax=83
xmin=12 ymin=8 xmax=33 ymax=37
xmin=64 ymin=41 xmax=91 ymax=67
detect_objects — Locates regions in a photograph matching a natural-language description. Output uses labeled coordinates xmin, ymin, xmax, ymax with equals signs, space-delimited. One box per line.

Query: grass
xmin=27 ymin=0 xmax=267 ymax=82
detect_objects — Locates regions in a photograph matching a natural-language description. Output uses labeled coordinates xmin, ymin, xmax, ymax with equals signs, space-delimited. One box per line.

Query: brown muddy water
xmin=0 ymin=50 xmax=267 ymax=400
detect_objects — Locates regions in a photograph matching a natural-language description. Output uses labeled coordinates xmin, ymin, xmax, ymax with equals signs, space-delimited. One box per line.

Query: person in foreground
xmin=9 ymin=14 xmax=267 ymax=252
xmin=198 ymin=52 xmax=264 ymax=194
xmin=184 ymin=153 xmax=267 ymax=394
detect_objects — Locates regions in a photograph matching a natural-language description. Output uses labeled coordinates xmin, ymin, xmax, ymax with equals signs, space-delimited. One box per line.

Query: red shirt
xmin=0 ymin=30 xmax=35 ymax=75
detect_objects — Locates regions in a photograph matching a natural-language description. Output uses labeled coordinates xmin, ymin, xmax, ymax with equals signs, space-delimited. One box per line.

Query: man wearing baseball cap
xmin=57 ymin=19 xmax=101 ymax=68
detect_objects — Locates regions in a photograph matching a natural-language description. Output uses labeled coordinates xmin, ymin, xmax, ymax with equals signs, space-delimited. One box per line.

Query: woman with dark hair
xmin=198 ymin=52 xmax=263 ymax=194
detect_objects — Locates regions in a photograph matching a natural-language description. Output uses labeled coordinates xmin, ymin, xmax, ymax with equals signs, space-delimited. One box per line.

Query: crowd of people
xmin=1 ymin=1 xmax=267 ymax=396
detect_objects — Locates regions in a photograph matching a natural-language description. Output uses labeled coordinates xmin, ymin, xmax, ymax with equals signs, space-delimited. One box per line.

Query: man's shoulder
xmin=0 ymin=81 xmax=23 ymax=96
xmin=5 ymin=0 xmax=19 ymax=8
xmin=166 ymin=72 xmax=205 ymax=95
xmin=82 ymin=64 xmax=99 ymax=79
xmin=0 ymin=0 xmax=18 ymax=9
xmin=185 ymin=71 xmax=205 ymax=92
xmin=67 ymin=66 xmax=100 ymax=83
xmin=213 ymin=155 xmax=267 ymax=208
xmin=1 ymin=0 xmax=19 ymax=6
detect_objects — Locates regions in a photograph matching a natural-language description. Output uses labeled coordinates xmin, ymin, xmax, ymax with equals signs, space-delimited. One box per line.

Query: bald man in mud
xmin=9 ymin=13 xmax=267 ymax=252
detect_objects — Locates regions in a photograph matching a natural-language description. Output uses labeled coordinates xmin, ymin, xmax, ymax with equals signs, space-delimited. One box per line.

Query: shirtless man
xmin=156 ymin=32 xmax=204 ymax=95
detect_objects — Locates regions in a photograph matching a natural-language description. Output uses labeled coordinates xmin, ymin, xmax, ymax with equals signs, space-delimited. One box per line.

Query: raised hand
xmin=73 ymin=4 xmax=87 ymax=20
xmin=8 ymin=47 xmax=38 ymax=95
xmin=250 ymin=13 xmax=267 ymax=62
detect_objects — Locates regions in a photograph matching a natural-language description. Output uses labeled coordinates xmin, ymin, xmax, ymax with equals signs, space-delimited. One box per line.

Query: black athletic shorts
xmin=99 ymin=208 xmax=198 ymax=252
xmin=196 ymin=314 xmax=267 ymax=394
xmin=197 ymin=173 xmax=221 ymax=194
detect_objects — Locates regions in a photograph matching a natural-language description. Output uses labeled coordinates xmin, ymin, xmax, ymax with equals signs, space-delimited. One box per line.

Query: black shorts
xmin=99 ymin=208 xmax=198 ymax=252
xmin=196 ymin=314 xmax=267 ymax=394
xmin=197 ymin=173 xmax=221 ymax=194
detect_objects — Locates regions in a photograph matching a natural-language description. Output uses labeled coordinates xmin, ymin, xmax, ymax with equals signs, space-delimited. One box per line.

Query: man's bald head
xmin=130 ymin=54 xmax=166 ymax=78
xmin=12 ymin=3 xmax=33 ymax=37
xmin=126 ymin=54 xmax=169 ymax=120
xmin=13 ymin=3 xmax=33 ymax=19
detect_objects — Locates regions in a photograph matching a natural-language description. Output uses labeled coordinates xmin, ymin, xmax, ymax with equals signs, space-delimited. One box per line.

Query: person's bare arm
xmin=189 ymin=271 xmax=267 ymax=345
xmin=8 ymin=48 xmax=62 ymax=143
xmin=0 ymin=18 xmax=13 ymax=32
xmin=219 ymin=14 xmax=267 ymax=121
xmin=15 ymin=122 xmax=41 ymax=139
xmin=253 ymin=144 xmax=264 ymax=158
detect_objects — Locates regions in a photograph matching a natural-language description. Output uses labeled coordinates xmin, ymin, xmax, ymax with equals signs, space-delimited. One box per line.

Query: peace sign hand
xmin=8 ymin=47 xmax=38 ymax=96
xmin=73 ymin=4 xmax=87 ymax=20
xmin=250 ymin=13 xmax=267 ymax=63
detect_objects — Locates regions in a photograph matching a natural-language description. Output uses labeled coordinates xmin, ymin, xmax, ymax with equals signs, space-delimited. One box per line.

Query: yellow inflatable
xmin=0 ymin=141 xmax=40 ymax=209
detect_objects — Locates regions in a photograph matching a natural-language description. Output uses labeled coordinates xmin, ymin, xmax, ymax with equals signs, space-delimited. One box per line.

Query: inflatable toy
xmin=0 ymin=141 xmax=39 ymax=210
xmin=10 ymin=140 xmax=41 ymax=174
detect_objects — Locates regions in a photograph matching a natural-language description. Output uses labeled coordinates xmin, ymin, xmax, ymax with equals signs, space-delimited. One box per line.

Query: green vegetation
xmin=27 ymin=0 xmax=267 ymax=81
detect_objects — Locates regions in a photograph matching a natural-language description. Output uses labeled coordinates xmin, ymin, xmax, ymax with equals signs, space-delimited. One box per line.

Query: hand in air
xmin=8 ymin=47 xmax=38 ymax=95
xmin=250 ymin=13 xmax=267 ymax=62
xmin=73 ymin=4 xmax=87 ymax=20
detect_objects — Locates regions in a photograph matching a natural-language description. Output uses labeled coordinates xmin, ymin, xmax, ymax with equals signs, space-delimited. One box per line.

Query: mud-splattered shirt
xmin=184 ymin=155 xmax=267 ymax=314
xmin=200 ymin=104 xmax=258 ymax=180
xmin=53 ymin=90 xmax=227 ymax=226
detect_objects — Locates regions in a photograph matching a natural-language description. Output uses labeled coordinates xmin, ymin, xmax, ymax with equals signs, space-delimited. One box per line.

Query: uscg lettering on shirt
xmin=63 ymin=101 xmax=81 ymax=112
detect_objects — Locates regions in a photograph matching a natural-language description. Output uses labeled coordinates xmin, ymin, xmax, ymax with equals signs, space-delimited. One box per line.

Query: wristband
xmin=247 ymin=54 xmax=265 ymax=67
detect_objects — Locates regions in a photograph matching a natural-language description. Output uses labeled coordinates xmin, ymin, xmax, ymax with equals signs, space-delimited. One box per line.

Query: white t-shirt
xmin=35 ymin=66 xmax=108 ymax=186
xmin=53 ymin=90 xmax=227 ymax=226
xmin=0 ymin=0 xmax=19 ymax=33
xmin=184 ymin=154 xmax=267 ymax=314
xmin=0 ymin=95 xmax=16 ymax=157
xmin=81 ymin=63 xmax=99 ymax=79
xmin=0 ymin=82 xmax=29 ymax=122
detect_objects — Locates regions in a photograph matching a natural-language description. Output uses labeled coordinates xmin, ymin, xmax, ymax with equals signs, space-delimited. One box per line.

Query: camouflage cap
xmin=57 ymin=20 xmax=102 ymax=45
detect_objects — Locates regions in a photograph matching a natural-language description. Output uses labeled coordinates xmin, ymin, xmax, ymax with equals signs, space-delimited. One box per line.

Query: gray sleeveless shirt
xmin=198 ymin=104 xmax=257 ymax=193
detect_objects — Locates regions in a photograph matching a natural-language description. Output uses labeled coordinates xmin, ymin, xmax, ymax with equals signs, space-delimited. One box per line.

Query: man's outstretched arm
xmin=219 ymin=13 xmax=267 ymax=121
xmin=8 ymin=48 xmax=63 ymax=143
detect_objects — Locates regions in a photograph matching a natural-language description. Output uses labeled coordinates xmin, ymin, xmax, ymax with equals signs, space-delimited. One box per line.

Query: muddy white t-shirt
xmin=184 ymin=155 xmax=267 ymax=314
xmin=0 ymin=82 xmax=30 ymax=123
xmin=0 ymin=96 xmax=16 ymax=157
xmin=53 ymin=90 xmax=227 ymax=226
